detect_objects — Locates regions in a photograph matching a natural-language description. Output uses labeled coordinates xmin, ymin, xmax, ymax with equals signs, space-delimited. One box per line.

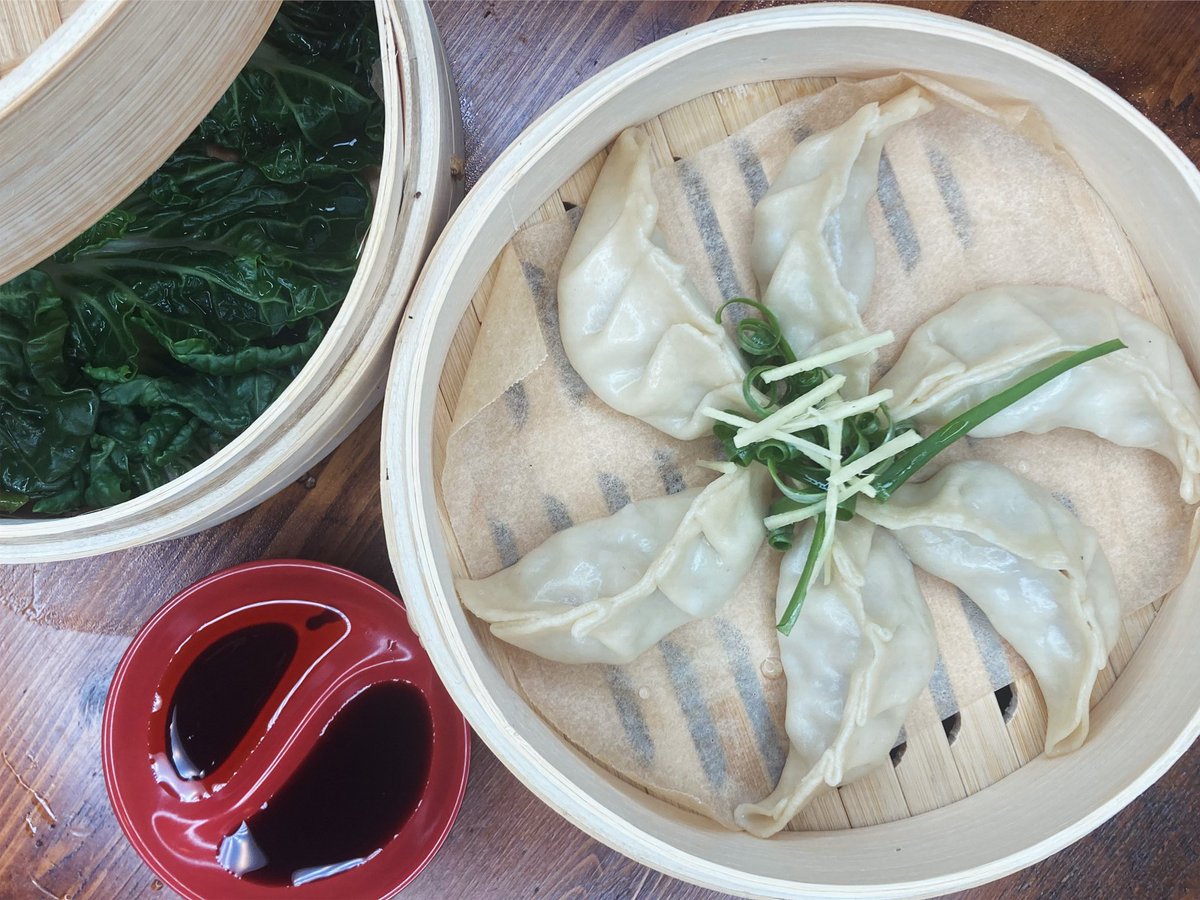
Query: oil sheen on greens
xmin=0 ymin=2 xmax=383 ymax=515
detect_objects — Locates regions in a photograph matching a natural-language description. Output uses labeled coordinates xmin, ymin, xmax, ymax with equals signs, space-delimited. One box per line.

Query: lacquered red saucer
xmin=102 ymin=559 xmax=470 ymax=899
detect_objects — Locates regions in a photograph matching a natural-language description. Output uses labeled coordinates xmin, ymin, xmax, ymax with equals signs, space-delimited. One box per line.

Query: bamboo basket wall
xmin=0 ymin=0 xmax=462 ymax=563
xmin=382 ymin=6 xmax=1200 ymax=898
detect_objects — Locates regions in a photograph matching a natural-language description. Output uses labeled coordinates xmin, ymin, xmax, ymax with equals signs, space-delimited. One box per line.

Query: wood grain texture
xmin=0 ymin=0 xmax=60 ymax=74
xmin=1 ymin=1 xmax=1198 ymax=898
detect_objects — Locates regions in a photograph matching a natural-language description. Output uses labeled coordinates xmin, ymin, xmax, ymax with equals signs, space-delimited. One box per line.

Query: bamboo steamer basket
xmin=0 ymin=0 xmax=461 ymax=563
xmin=381 ymin=5 xmax=1200 ymax=897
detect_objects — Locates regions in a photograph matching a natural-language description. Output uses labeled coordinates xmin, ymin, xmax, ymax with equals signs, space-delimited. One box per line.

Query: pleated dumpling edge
xmin=456 ymin=465 xmax=773 ymax=666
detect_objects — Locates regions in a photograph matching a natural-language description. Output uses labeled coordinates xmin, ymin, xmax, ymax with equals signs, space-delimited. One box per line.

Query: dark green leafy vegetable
xmin=0 ymin=1 xmax=382 ymax=514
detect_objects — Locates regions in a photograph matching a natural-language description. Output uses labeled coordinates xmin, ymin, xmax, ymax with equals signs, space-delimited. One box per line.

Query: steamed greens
xmin=0 ymin=1 xmax=383 ymax=514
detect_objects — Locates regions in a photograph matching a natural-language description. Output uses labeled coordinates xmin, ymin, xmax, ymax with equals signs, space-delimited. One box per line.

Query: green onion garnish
xmin=710 ymin=300 xmax=1126 ymax=636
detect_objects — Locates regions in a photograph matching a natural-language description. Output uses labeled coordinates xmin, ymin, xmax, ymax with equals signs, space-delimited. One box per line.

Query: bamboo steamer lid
xmin=0 ymin=0 xmax=279 ymax=284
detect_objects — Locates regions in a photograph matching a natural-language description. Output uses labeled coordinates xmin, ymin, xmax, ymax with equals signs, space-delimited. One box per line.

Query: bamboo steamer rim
xmin=381 ymin=4 xmax=1200 ymax=897
xmin=0 ymin=0 xmax=462 ymax=563
xmin=0 ymin=0 xmax=280 ymax=285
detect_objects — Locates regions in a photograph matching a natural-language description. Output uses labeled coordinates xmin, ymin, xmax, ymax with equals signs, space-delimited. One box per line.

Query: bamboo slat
xmin=0 ymin=0 xmax=59 ymax=75
xmin=0 ymin=1 xmax=281 ymax=284
xmin=893 ymin=701 xmax=970 ymax=815
xmin=57 ymin=0 xmax=85 ymax=20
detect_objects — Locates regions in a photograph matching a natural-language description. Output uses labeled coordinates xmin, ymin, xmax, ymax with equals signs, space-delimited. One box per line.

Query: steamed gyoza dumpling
xmin=557 ymin=128 xmax=748 ymax=440
xmin=734 ymin=517 xmax=937 ymax=838
xmin=859 ymin=460 xmax=1121 ymax=756
xmin=753 ymin=87 xmax=933 ymax=395
xmin=879 ymin=285 xmax=1200 ymax=502
xmin=457 ymin=466 xmax=771 ymax=665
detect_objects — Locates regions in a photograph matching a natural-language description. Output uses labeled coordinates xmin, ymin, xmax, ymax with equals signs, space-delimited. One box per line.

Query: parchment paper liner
xmin=440 ymin=74 xmax=1197 ymax=829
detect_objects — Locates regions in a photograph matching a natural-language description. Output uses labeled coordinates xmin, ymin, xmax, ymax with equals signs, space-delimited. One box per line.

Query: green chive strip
xmin=873 ymin=339 xmax=1126 ymax=501
xmin=777 ymin=513 xmax=827 ymax=635
xmin=716 ymin=298 xmax=795 ymax=363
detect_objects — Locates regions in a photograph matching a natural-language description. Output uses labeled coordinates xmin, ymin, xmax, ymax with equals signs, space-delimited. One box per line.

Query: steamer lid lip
xmin=102 ymin=558 xmax=471 ymax=900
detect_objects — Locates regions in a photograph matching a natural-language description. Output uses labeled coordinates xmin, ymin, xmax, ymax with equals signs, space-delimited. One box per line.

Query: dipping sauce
xmin=168 ymin=623 xmax=298 ymax=781
xmin=104 ymin=561 xmax=469 ymax=899
xmin=217 ymin=680 xmax=434 ymax=887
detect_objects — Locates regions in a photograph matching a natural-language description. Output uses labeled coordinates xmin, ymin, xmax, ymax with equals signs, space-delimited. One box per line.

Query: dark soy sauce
xmin=218 ymin=681 xmax=433 ymax=887
xmin=168 ymin=623 xmax=298 ymax=781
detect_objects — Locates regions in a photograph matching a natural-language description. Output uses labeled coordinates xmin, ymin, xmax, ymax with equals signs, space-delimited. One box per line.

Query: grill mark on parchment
xmin=598 ymin=472 xmax=631 ymax=514
xmin=489 ymin=518 xmax=519 ymax=568
xmin=676 ymin=159 xmax=742 ymax=301
xmin=877 ymin=150 xmax=921 ymax=272
xmin=732 ymin=136 xmax=770 ymax=206
xmin=958 ymin=590 xmax=1014 ymax=691
xmin=927 ymin=146 xmax=974 ymax=248
xmin=503 ymin=381 xmax=528 ymax=429
xmin=543 ymin=495 xmax=573 ymax=533
xmin=660 ymin=639 xmax=728 ymax=791
xmin=713 ymin=618 xmax=786 ymax=780
xmin=604 ymin=666 xmax=655 ymax=766
xmin=790 ymin=123 xmax=813 ymax=146
xmin=928 ymin=652 xmax=958 ymax=721
xmin=1053 ymin=491 xmax=1079 ymax=517
xmin=522 ymin=260 xmax=590 ymax=402
xmin=654 ymin=449 xmax=686 ymax=495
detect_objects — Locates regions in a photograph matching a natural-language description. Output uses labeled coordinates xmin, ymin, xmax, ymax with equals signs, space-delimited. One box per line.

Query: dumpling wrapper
xmin=753 ymin=86 xmax=933 ymax=395
xmin=879 ymin=285 xmax=1200 ymax=503
xmin=859 ymin=460 xmax=1121 ymax=756
xmin=557 ymin=128 xmax=748 ymax=440
xmin=457 ymin=466 xmax=772 ymax=665
xmin=734 ymin=518 xmax=937 ymax=838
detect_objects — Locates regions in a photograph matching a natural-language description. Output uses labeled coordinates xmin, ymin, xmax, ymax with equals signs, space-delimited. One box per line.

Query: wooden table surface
xmin=2 ymin=2 xmax=1199 ymax=898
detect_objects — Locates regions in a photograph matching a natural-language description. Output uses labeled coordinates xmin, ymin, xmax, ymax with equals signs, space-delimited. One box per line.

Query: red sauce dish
xmin=102 ymin=559 xmax=470 ymax=899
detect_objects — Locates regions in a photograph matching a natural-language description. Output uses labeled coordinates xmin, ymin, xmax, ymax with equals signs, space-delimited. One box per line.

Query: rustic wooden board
xmin=1 ymin=2 xmax=1199 ymax=898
